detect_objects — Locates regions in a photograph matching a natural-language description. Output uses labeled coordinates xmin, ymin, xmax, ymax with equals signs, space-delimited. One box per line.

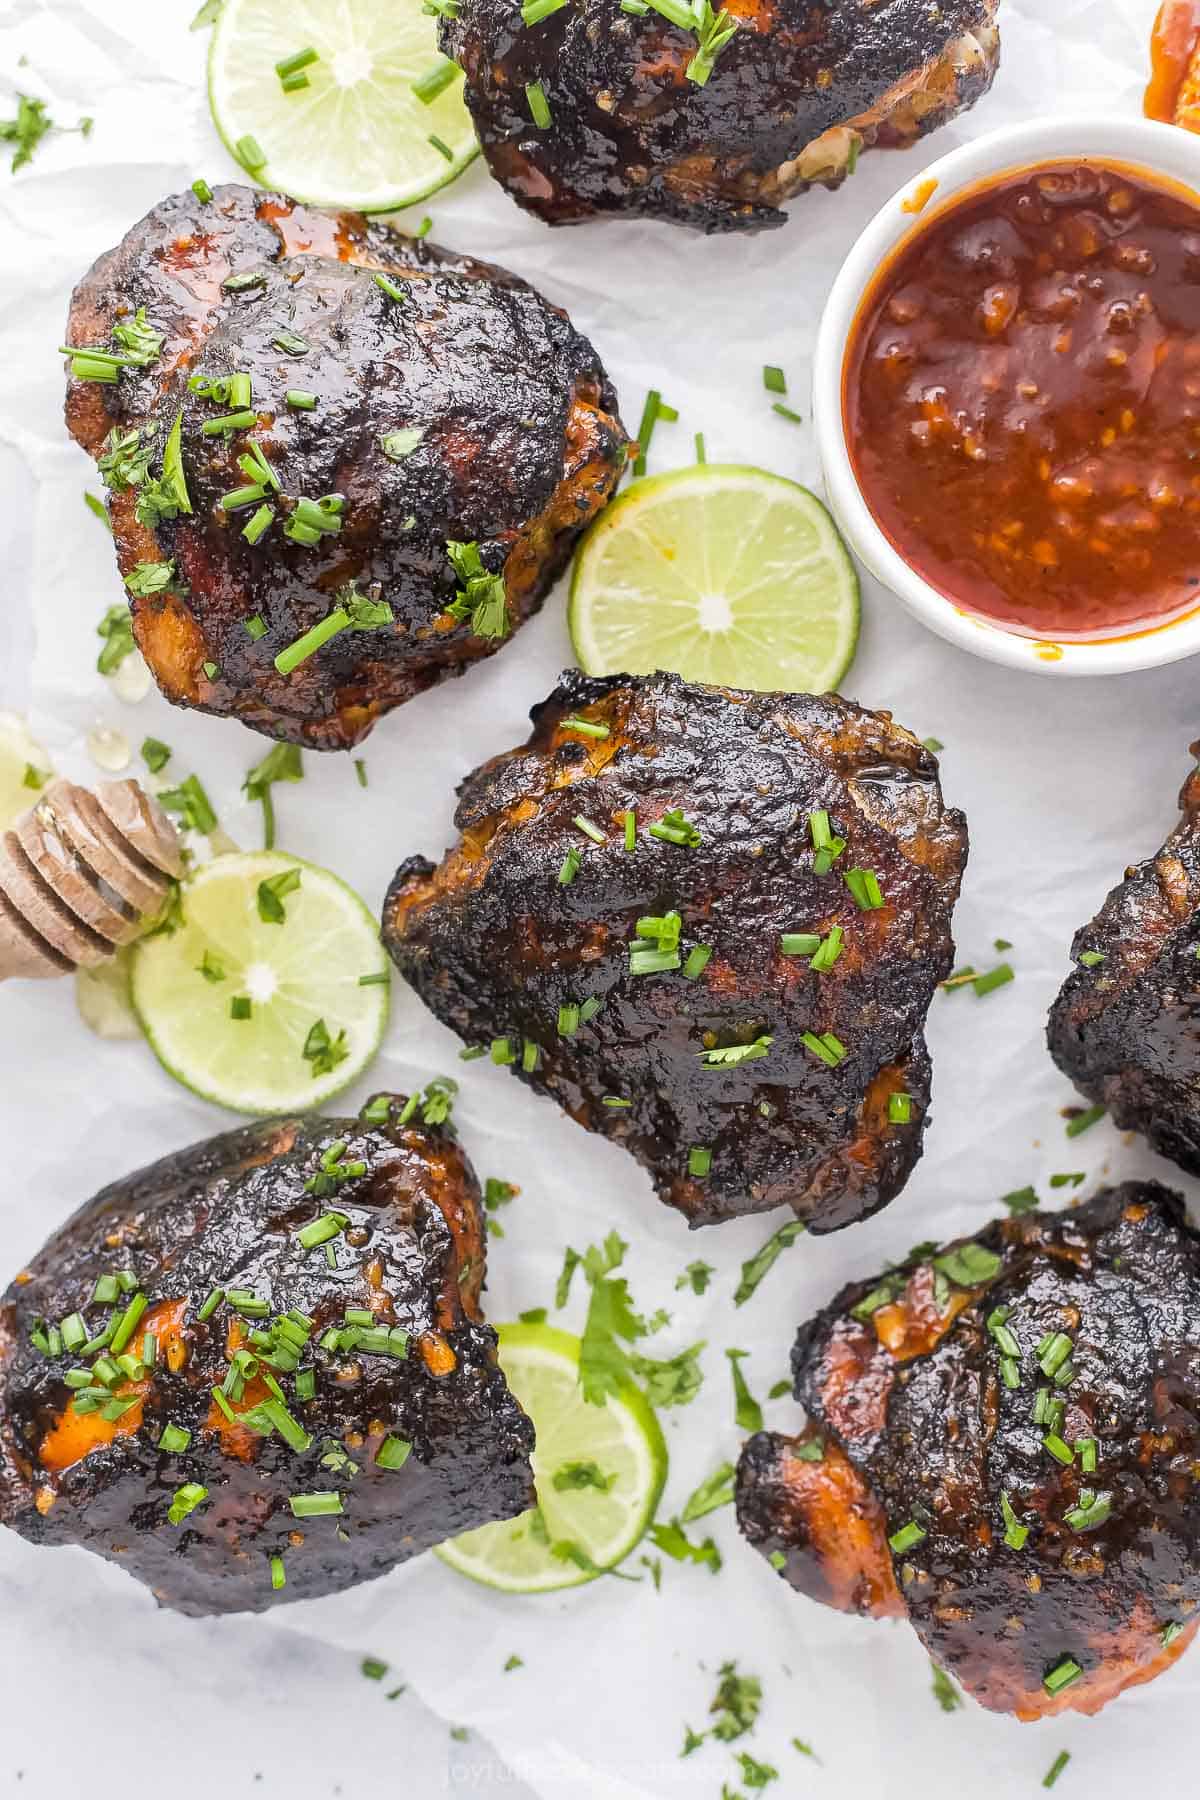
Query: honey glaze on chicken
xmin=443 ymin=0 xmax=1000 ymax=233
xmin=63 ymin=184 xmax=627 ymax=750
xmin=0 ymin=1103 xmax=533 ymax=1614
xmin=736 ymin=1184 xmax=1200 ymax=1718
xmin=382 ymin=671 xmax=967 ymax=1232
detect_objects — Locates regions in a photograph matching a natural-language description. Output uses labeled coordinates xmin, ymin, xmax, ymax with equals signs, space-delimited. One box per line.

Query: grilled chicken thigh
xmin=0 ymin=1104 xmax=533 ymax=1614
xmin=382 ymin=671 xmax=967 ymax=1231
xmin=443 ymin=0 xmax=1000 ymax=233
xmin=737 ymin=1184 xmax=1200 ymax=1718
xmin=64 ymin=184 xmax=626 ymax=750
xmin=1048 ymin=757 xmax=1200 ymax=1174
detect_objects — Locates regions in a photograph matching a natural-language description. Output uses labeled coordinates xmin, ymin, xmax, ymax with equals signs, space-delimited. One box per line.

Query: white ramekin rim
xmin=812 ymin=114 xmax=1200 ymax=678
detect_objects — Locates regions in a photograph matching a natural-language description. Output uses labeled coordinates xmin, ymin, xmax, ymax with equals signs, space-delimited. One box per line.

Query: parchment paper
xmin=1 ymin=1 xmax=1196 ymax=1794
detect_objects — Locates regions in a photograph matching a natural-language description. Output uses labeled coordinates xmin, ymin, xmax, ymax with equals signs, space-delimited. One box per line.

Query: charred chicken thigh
xmin=64 ymin=184 xmax=626 ymax=750
xmin=443 ymin=0 xmax=1000 ymax=233
xmin=736 ymin=1184 xmax=1200 ymax=1719
xmin=1048 ymin=756 xmax=1200 ymax=1175
xmin=0 ymin=1103 xmax=533 ymax=1614
xmin=382 ymin=671 xmax=967 ymax=1231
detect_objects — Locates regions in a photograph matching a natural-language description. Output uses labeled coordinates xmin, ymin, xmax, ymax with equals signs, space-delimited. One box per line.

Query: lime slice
xmin=570 ymin=463 xmax=860 ymax=694
xmin=130 ymin=851 xmax=389 ymax=1114
xmin=435 ymin=1322 xmax=667 ymax=1593
xmin=0 ymin=714 xmax=52 ymax=831
xmin=208 ymin=0 xmax=478 ymax=214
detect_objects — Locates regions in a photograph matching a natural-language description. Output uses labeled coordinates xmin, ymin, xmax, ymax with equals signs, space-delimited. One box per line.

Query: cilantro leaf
xmin=676 ymin=1259 xmax=715 ymax=1296
xmin=734 ymin=1218 xmax=805 ymax=1305
xmin=726 ymin=1348 xmax=763 ymax=1432
xmin=629 ymin=1341 xmax=704 ymax=1408
xmin=648 ymin=1517 xmax=721 ymax=1573
xmin=680 ymin=1460 xmax=736 ymax=1522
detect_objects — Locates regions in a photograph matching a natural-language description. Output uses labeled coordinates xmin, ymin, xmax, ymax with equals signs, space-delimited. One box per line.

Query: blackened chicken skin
xmin=382 ymin=671 xmax=967 ymax=1231
xmin=1048 ymin=756 xmax=1200 ymax=1174
xmin=0 ymin=1103 xmax=533 ymax=1615
xmin=444 ymin=0 xmax=1000 ymax=234
xmin=64 ymin=184 xmax=627 ymax=750
xmin=736 ymin=1184 xmax=1200 ymax=1719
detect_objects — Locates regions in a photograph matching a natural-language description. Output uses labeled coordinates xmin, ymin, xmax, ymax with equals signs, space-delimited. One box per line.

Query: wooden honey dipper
xmin=0 ymin=778 xmax=183 ymax=981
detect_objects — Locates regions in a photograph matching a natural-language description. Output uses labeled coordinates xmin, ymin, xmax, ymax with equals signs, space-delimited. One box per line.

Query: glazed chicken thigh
xmin=0 ymin=1104 xmax=533 ymax=1614
xmin=383 ymin=671 xmax=967 ymax=1231
xmin=443 ymin=0 xmax=1000 ymax=233
xmin=64 ymin=184 xmax=626 ymax=749
xmin=736 ymin=1184 xmax=1200 ymax=1718
xmin=1048 ymin=756 xmax=1200 ymax=1174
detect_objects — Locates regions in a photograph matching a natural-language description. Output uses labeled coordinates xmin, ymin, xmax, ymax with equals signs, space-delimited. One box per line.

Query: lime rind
xmin=569 ymin=463 xmax=861 ymax=696
xmin=434 ymin=1322 xmax=668 ymax=1594
xmin=130 ymin=850 xmax=389 ymax=1116
xmin=208 ymin=0 xmax=478 ymax=214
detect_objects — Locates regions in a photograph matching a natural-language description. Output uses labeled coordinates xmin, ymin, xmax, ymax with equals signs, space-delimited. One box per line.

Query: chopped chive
xmin=763 ymin=365 xmax=786 ymax=394
xmin=415 ymin=215 xmax=433 ymax=238
xmin=1066 ymin=1105 xmax=1106 ymax=1138
xmin=192 ymin=178 xmax=213 ymax=203
xmin=1079 ymin=950 xmax=1105 ymax=968
xmin=110 ymin=1293 xmax=147 ymax=1355
xmin=376 ymin=1435 xmax=412 ymax=1470
xmin=525 ymin=80 xmax=552 ymax=127
xmin=201 ymin=409 xmax=257 ymax=436
xmin=810 ymin=926 xmax=844 ymax=971
xmin=557 ymin=1003 xmax=581 ymax=1037
xmin=683 ymin=944 xmax=711 ymax=980
xmin=573 ymin=815 xmax=605 ymax=844
xmin=694 ymin=431 xmax=706 ymax=463
xmin=358 ymin=971 xmax=388 ymax=987
xmin=1043 ymin=1752 xmax=1071 ymax=1790
xmin=234 ymin=134 xmax=266 ymax=171
xmin=888 ymin=1520 xmax=926 ymax=1554
xmin=603 ymin=1096 xmax=631 ymax=1108
xmin=1039 ymin=1333 xmax=1073 ymax=1378
xmin=624 ymin=810 xmax=637 ymax=851
xmin=522 ymin=0 xmax=567 ymax=18
xmin=413 ymin=58 xmax=457 ymax=103
xmin=275 ymin=46 xmax=319 ymax=77
xmin=270 ymin=1554 xmax=287 ymax=1590
xmin=772 ymin=403 xmax=803 ymax=425
xmin=1001 ymin=1491 xmax=1028 ymax=1550
xmin=297 ymin=1211 xmax=349 ymax=1251
xmin=1075 ymin=1437 xmax=1097 ymax=1473
xmin=221 ymin=484 xmax=268 ymax=511
xmin=1042 ymin=1658 xmax=1082 ymax=1696
xmin=888 ymin=1092 xmax=913 ymax=1124
xmin=844 ymin=867 xmax=884 ymax=910
xmin=244 ymin=615 xmax=269 ymax=644
xmin=289 ymin=1491 xmax=344 ymax=1518
xmin=286 ymin=389 xmax=318 ymax=411
xmin=230 ymin=995 xmax=252 ymax=1020
xmin=559 ymin=845 xmax=583 ymax=885
xmin=272 ymin=328 xmax=309 ymax=354
xmin=280 ymin=71 xmax=309 ymax=92
xmin=158 ymin=1423 xmax=191 ymax=1453
xmin=243 ymin=504 xmax=275 ymax=546
xmin=167 ymin=1482 xmax=208 ymax=1525
xmin=491 ymin=1037 xmax=516 ymax=1065
xmin=521 ymin=1039 xmax=539 ymax=1073
xmin=374 ymin=272 xmax=407 ymax=304
xmin=688 ymin=1146 xmax=712 ymax=1177
xmin=561 ymin=716 xmax=610 ymax=739
xmin=1064 ymin=1491 xmax=1112 ymax=1532
xmin=197 ymin=1287 xmax=224 ymax=1323
xmin=1043 ymin=1433 xmax=1074 ymax=1466
xmin=972 ymin=963 xmax=1014 ymax=997
xmin=428 ymin=133 xmax=455 ymax=160
xmin=781 ymin=933 xmax=821 ymax=957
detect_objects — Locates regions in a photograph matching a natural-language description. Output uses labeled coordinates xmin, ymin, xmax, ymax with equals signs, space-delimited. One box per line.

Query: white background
xmin=0 ymin=0 xmax=1195 ymax=1795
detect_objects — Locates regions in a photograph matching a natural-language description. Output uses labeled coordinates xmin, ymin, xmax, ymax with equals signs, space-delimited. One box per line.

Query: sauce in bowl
xmin=843 ymin=160 xmax=1200 ymax=640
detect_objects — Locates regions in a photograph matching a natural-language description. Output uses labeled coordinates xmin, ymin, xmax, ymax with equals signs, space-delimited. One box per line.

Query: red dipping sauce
xmin=844 ymin=160 xmax=1200 ymax=640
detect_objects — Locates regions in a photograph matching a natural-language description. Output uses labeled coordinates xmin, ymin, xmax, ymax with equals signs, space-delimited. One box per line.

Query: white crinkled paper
xmin=2 ymin=1 xmax=1198 ymax=1794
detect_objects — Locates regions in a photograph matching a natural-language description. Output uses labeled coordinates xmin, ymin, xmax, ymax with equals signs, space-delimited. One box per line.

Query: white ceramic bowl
xmin=812 ymin=115 xmax=1200 ymax=677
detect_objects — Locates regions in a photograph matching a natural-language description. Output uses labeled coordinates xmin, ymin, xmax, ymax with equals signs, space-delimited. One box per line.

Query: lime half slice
xmin=208 ymin=0 xmax=478 ymax=213
xmin=570 ymin=463 xmax=860 ymax=694
xmin=130 ymin=850 xmax=389 ymax=1115
xmin=0 ymin=714 xmax=52 ymax=831
xmin=435 ymin=1322 xmax=668 ymax=1594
